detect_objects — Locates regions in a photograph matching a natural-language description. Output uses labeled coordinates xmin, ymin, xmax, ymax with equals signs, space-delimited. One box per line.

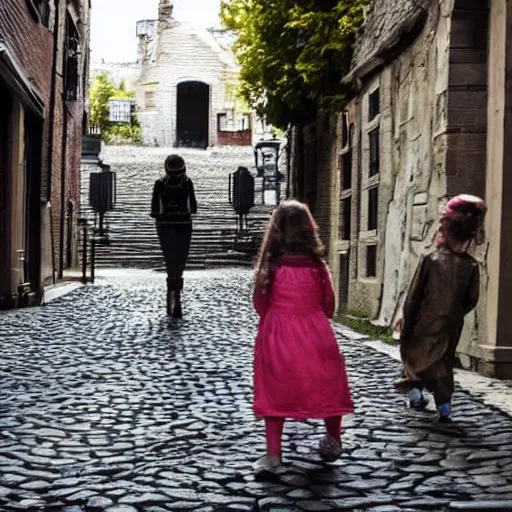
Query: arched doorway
xmin=176 ymin=81 xmax=209 ymax=149
xmin=66 ymin=201 xmax=74 ymax=268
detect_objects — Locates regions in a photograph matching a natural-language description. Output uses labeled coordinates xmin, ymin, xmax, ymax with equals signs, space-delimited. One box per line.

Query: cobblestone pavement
xmin=1 ymin=269 xmax=512 ymax=512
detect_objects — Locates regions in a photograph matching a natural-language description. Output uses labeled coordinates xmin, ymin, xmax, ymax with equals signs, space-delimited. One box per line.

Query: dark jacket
xmin=400 ymin=247 xmax=479 ymax=395
xmin=150 ymin=174 xmax=198 ymax=225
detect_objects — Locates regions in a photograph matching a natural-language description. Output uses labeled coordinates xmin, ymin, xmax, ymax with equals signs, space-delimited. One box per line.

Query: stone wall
xmin=320 ymin=0 xmax=508 ymax=375
xmin=323 ymin=1 xmax=452 ymax=321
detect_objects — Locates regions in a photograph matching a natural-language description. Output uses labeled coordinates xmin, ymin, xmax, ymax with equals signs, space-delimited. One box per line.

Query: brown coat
xmin=400 ymin=247 xmax=479 ymax=402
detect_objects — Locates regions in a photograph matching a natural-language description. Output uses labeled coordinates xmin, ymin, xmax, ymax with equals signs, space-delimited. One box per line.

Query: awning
xmin=0 ymin=40 xmax=45 ymax=118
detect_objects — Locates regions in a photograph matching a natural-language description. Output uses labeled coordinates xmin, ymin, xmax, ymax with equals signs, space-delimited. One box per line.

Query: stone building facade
xmin=317 ymin=0 xmax=512 ymax=378
xmin=0 ymin=0 xmax=90 ymax=309
xmin=134 ymin=0 xmax=252 ymax=149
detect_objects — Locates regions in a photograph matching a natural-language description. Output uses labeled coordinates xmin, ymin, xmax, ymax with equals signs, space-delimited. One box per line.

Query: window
xmin=341 ymin=152 xmax=352 ymax=191
xmin=109 ymin=99 xmax=134 ymax=124
xmin=64 ymin=14 xmax=80 ymax=102
xmin=26 ymin=0 xmax=50 ymax=26
xmin=218 ymin=112 xmax=250 ymax=132
xmin=366 ymin=245 xmax=377 ymax=278
xmin=341 ymin=113 xmax=349 ymax=147
xmin=368 ymin=186 xmax=378 ymax=231
xmin=369 ymin=88 xmax=380 ymax=121
xmin=341 ymin=198 xmax=351 ymax=241
xmin=369 ymin=128 xmax=380 ymax=176
xmin=145 ymin=91 xmax=156 ymax=110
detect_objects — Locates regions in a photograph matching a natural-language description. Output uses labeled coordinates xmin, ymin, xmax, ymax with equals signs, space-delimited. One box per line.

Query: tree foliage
xmin=89 ymin=73 xmax=142 ymax=144
xmin=221 ymin=0 xmax=369 ymax=129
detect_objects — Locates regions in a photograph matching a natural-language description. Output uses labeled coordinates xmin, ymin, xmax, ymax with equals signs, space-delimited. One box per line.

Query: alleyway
xmin=81 ymin=147 xmax=275 ymax=269
xmin=1 ymin=269 xmax=512 ymax=512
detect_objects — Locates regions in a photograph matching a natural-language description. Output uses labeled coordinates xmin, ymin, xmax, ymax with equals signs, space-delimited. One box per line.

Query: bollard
xmin=91 ymin=231 xmax=96 ymax=284
xmin=82 ymin=224 xmax=88 ymax=285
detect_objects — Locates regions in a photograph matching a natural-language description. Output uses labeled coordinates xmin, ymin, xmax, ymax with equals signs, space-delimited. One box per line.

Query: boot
xmin=173 ymin=278 xmax=184 ymax=319
xmin=166 ymin=278 xmax=175 ymax=316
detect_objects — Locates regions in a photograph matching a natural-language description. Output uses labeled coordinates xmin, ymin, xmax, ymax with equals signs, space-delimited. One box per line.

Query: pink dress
xmin=253 ymin=255 xmax=354 ymax=419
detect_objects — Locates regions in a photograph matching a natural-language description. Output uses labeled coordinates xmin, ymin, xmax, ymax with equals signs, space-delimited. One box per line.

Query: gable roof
xmin=345 ymin=0 xmax=431 ymax=84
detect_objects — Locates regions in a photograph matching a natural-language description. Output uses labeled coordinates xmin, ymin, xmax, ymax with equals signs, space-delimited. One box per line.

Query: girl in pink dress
xmin=252 ymin=201 xmax=353 ymax=478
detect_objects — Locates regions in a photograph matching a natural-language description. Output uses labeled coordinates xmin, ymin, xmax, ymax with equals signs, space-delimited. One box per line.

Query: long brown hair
xmin=254 ymin=201 xmax=324 ymax=293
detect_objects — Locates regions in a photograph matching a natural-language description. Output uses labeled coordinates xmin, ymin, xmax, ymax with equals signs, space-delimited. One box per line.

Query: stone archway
xmin=176 ymin=81 xmax=210 ymax=149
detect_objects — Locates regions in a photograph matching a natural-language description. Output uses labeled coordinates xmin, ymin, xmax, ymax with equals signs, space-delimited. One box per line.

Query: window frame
xmin=369 ymin=127 xmax=380 ymax=177
xmin=367 ymin=186 xmax=378 ymax=231
xmin=366 ymin=245 xmax=377 ymax=278
xmin=340 ymin=198 xmax=351 ymax=241
xmin=144 ymin=91 xmax=156 ymax=110
xmin=368 ymin=88 xmax=380 ymax=121
xmin=26 ymin=0 xmax=50 ymax=27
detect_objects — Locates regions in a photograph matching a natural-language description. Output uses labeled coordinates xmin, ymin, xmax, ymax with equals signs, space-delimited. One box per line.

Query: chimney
xmin=158 ymin=0 xmax=174 ymax=26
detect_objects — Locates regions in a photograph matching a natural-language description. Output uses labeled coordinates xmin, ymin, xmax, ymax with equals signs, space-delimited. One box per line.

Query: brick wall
xmin=314 ymin=112 xmax=338 ymax=259
xmin=0 ymin=0 xmax=53 ymax=102
xmin=0 ymin=0 xmax=90 ymax=289
xmin=217 ymin=130 xmax=252 ymax=146
xmin=0 ymin=0 xmax=54 ymax=201
xmin=48 ymin=0 xmax=89 ymax=277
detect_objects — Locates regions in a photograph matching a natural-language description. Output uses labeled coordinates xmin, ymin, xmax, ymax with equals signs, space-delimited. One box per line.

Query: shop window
xmin=369 ymin=88 xmax=380 ymax=121
xmin=368 ymin=186 xmax=378 ymax=231
xmin=366 ymin=245 xmax=377 ymax=278
xmin=341 ymin=198 xmax=351 ymax=241
xmin=369 ymin=128 xmax=380 ymax=176
xmin=145 ymin=91 xmax=156 ymax=110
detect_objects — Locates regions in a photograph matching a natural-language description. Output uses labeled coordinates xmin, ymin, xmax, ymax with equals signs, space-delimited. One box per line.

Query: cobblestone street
xmin=1 ymin=269 xmax=512 ymax=511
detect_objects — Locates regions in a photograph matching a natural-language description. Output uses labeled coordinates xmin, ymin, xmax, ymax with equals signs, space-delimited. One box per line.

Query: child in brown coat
xmin=394 ymin=195 xmax=487 ymax=422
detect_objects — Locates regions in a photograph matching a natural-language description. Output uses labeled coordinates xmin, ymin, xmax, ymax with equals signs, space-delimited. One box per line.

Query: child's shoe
xmin=408 ymin=388 xmax=429 ymax=410
xmin=319 ymin=435 xmax=342 ymax=462
xmin=254 ymin=455 xmax=282 ymax=482
xmin=436 ymin=403 xmax=452 ymax=423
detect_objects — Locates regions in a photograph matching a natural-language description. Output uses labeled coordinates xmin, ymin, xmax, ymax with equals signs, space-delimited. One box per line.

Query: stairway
xmin=80 ymin=147 xmax=278 ymax=270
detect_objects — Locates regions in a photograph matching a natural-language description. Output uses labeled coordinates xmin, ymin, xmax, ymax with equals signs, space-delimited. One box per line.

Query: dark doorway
xmin=23 ymin=111 xmax=43 ymax=294
xmin=0 ymin=81 xmax=13 ymax=302
xmin=338 ymin=252 xmax=350 ymax=313
xmin=66 ymin=201 xmax=74 ymax=268
xmin=176 ymin=81 xmax=209 ymax=149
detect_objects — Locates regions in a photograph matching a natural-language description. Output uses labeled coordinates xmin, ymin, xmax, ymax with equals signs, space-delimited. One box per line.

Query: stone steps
xmin=80 ymin=147 xmax=277 ymax=269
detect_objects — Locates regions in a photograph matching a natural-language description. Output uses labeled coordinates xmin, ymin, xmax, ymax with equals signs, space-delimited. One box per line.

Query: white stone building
xmin=135 ymin=0 xmax=253 ymax=148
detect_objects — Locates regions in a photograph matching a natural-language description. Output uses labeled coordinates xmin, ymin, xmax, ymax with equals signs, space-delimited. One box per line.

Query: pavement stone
xmin=1 ymin=268 xmax=512 ymax=511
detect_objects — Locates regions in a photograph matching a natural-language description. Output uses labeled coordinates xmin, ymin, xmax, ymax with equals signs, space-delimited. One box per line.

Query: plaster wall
xmin=327 ymin=0 xmax=511 ymax=377
xmin=328 ymin=1 xmax=454 ymax=321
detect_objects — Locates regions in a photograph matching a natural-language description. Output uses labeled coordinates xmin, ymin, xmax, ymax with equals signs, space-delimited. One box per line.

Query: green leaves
xmin=221 ymin=0 xmax=369 ymax=128
xmin=89 ymin=72 xmax=142 ymax=144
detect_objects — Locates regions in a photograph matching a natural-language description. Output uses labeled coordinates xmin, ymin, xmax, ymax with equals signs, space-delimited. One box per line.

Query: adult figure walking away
xmin=150 ymin=154 xmax=197 ymax=318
